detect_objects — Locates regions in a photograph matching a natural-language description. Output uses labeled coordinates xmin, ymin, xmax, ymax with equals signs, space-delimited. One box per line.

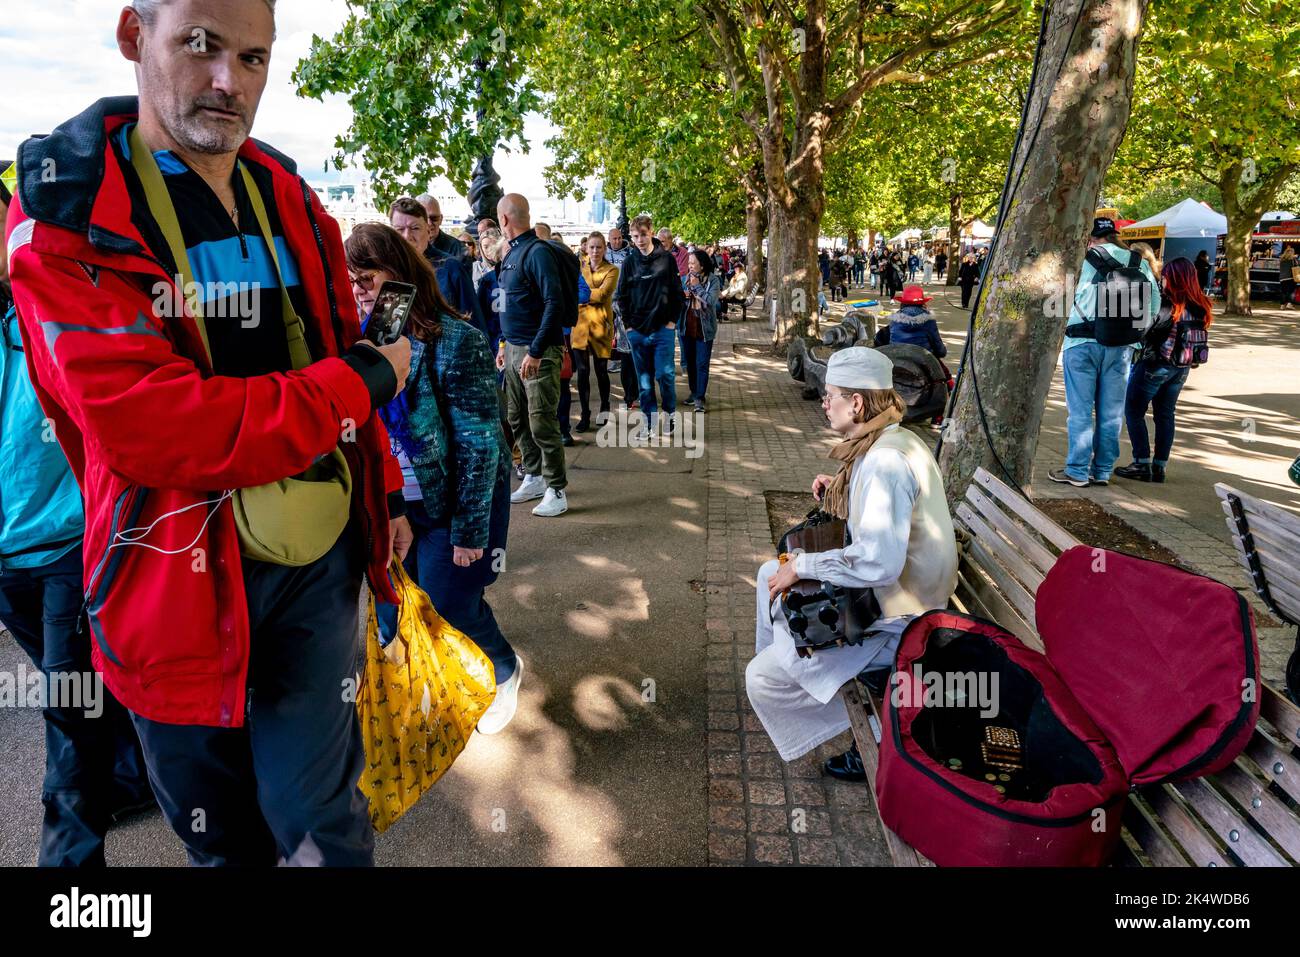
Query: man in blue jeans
xmin=615 ymin=214 xmax=686 ymax=437
xmin=1050 ymin=218 xmax=1159 ymax=488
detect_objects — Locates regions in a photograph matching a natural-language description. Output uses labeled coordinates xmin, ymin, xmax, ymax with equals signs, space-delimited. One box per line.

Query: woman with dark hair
xmin=1115 ymin=257 xmax=1213 ymax=484
xmin=681 ymin=248 xmax=722 ymax=413
xmin=345 ymin=223 xmax=523 ymax=733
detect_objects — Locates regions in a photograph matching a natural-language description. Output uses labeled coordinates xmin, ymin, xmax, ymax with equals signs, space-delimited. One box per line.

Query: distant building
xmin=306 ymin=172 xmax=473 ymax=237
xmin=590 ymin=184 xmax=609 ymax=224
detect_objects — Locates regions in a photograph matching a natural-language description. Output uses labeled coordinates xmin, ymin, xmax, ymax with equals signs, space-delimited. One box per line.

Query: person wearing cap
xmin=1048 ymin=217 xmax=1159 ymax=488
xmin=747 ymin=347 xmax=959 ymax=780
xmin=883 ymin=284 xmax=947 ymax=359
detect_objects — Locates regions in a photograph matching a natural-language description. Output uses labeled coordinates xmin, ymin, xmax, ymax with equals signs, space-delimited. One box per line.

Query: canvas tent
xmin=1120 ymin=198 xmax=1227 ymax=263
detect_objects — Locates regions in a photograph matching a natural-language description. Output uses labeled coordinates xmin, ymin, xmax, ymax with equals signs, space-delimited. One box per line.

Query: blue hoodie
xmin=886 ymin=305 xmax=947 ymax=359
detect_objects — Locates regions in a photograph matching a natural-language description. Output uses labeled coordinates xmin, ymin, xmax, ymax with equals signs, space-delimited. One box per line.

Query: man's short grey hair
xmin=133 ymin=0 xmax=277 ymax=27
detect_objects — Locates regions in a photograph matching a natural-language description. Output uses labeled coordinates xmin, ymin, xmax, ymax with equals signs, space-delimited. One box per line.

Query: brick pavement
xmin=702 ymin=313 xmax=889 ymax=866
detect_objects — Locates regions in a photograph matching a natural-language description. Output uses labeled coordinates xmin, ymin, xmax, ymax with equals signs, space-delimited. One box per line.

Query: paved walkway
xmin=1 ymin=283 xmax=1296 ymax=867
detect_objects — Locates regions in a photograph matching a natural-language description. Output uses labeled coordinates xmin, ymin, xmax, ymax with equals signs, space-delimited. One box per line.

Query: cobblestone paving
xmin=703 ymin=315 xmax=889 ymax=866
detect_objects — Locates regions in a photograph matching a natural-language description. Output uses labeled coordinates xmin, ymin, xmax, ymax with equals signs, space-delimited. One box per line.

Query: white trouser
xmin=746 ymin=559 xmax=908 ymax=761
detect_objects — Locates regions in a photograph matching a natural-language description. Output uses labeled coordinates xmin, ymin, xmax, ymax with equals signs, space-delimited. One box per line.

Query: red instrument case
xmin=875 ymin=546 xmax=1259 ymax=866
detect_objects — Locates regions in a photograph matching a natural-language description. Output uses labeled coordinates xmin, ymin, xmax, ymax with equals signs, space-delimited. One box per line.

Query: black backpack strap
xmin=1085 ymin=246 xmax=1124 ymax=276
xmin=1128 ymin=250 xmax=1142 ymax=269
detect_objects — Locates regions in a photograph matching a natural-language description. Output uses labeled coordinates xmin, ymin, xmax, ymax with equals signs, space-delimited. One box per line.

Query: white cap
xmin=825 ymin=346 xmax=894 ymax=391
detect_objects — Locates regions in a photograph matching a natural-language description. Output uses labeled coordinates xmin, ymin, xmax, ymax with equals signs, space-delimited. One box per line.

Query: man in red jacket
xmin=6 ymin=0 xmax=411 ymax=865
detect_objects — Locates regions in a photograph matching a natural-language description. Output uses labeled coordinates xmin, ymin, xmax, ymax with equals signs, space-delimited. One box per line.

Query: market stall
xmin=1119 ymin=198 xmax=1226 ymax=264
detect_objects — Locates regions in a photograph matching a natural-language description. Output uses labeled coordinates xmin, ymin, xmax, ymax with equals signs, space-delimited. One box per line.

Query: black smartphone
xmin=365 ymin=281 xmax=417 ymax=346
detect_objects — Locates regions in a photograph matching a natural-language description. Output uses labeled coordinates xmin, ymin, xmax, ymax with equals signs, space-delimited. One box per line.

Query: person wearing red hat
xmin=882 ymin=285 xmax=948 ymax=359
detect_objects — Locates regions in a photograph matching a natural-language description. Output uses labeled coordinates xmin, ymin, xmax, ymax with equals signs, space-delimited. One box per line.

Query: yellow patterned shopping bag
xmin=357 ymin=561 xmax=496 ymax=832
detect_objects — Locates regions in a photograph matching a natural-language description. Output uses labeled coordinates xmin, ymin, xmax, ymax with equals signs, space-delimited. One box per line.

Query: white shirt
xmin=793 ymin=426 xmax=916 ymax=591
xmin=770 ymin=426 xmax=920 ymax=701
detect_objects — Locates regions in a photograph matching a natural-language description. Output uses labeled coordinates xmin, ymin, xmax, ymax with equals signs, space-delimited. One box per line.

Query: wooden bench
xmin=840 ymin=466 xmax=1300 ymax=867
xmin=1216 ymin=483 xmax=1300 ymax=705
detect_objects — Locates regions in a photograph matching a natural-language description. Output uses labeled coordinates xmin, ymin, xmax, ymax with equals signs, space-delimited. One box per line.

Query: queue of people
xmin=0 ymin=0 xmax=1256 ymax=873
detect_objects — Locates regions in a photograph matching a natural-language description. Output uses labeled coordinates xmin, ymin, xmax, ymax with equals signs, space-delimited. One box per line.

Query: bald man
xmin=496 ymin=194 xmax=572 ymax=517
xmin=416 ymin=193 xmax=470 ymax=268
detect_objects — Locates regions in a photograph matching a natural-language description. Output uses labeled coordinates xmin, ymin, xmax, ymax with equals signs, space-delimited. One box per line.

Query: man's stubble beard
xmin=140 ymin=51 xmax=252 ymax=155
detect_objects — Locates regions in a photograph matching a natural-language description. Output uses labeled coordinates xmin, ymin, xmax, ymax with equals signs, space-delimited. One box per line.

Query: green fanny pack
xmin=130 ymin=126 xmax=351 ymax=567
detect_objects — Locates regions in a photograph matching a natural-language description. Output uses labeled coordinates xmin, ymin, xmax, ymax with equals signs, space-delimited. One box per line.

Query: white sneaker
xmin=532 ymin=487 xmax=568 ymax=517
xmin=478 ymin=654 xmax=523 ymax=735
xmin=510 ymin=474 xmax=546 ymax=504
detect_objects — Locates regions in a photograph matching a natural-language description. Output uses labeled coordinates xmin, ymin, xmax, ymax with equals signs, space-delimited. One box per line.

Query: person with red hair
xmin=1116 ymin=257 xmax=1213 ymax=483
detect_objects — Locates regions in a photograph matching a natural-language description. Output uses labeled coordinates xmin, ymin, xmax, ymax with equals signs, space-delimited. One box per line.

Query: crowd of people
xmin=816 ymin=244 xmax=989 ymax=309
xmin=0 ymin=0 xmax=768 ymax=868
xmin=0 ymin=0 xmax=1236 ymax=870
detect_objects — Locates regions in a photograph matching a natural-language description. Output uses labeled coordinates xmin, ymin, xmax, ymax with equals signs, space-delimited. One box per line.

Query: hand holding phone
xmin=365 ymin=281 xmax=418 ymax=346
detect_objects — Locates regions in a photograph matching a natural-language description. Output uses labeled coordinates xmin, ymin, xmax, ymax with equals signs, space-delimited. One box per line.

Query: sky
xmin=0 ymin=0 xmax=564 ymax=202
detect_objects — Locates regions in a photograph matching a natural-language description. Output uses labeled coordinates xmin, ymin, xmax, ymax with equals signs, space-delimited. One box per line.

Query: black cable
xmin=934 ymin=0 xmax=1092 ymax=495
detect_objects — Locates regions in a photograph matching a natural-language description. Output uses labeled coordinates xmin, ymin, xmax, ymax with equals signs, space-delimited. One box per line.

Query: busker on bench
xmin=747 ymin=347 xmax=959 ymax=782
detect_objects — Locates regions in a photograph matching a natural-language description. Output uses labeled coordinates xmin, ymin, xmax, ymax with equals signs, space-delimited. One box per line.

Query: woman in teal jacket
xmin=345 ymin=224 xmax=522 ymax=734
xmin=679 ymin=249 xmax=722 ymax=413
xmin=1 ymin=303 xmax=150 ymax=864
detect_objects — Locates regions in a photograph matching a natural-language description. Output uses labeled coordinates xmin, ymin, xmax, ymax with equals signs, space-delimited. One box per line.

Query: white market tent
xmin=968 ymin=219 xmax=996 ymax=239
xmin=888 ymin=228 xmax=923 ymax=245
xmin=1127 ymin=197 xmax=1227 ymax=238
xmin=1121 ymin=197 xmax=1227 ymax=265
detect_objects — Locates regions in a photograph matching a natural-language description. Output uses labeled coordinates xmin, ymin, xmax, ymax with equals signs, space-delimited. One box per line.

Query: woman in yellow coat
xmin=574 ymin=232 xmax=620 ymax=431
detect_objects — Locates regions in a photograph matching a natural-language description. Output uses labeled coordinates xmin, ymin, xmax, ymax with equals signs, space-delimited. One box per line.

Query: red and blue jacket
xmin=5 ymin=97 xmax=402 ymax=727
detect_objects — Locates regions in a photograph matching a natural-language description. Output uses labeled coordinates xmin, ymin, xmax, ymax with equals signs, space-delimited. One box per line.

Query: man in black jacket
xmin=615 ymin=214 xmax=686 ymax=436
xmin=417 ymin=193 xmax=471 ymax=269
xmin=496 ymin=193 xmax=571 ymax=517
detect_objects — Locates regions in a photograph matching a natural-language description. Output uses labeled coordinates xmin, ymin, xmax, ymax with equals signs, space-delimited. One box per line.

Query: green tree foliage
xmin=293 ymin=0 xmax=545 ymax=206
xmin=1110 ymin=0 xmax=1300 ymax=311
xmin=536 ymin=0 xmax=750 ymax=242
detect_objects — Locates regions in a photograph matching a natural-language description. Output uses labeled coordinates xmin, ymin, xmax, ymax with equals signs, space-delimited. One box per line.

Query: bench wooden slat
xmin=1220 ymin=531 xmax=1300 ymax=603
xmin=1244 ymin=727 xmax=1300 ymax=806
xmin=957 ymin=503 xmax=1045 ymax=595
xmin=1211 ymin=760 xmax=1300 ymax=862
xmin=1261 ymin=685 xmax=1300 ymax=750
xmin=951 ymin=570 xmax=992 ymax=619
xmin=956 ymin=557 xmax=1041 ymax=649
xmin=1227 ymin=539 xmax=1300 ymax=613
xmin=1123 ymin=796 xmax=1193 ymax=867
xmin=1173 ymin=777 xmax=1289 ymax=867
xmin=1217 ymin=483 xmax=1300 ymax=537
xmin=839 ymin=682 xmax=931 ymax=867
xmin=974 ymin=467 xmax=1080 ymax=552
xmin=962 ymin=536 xmax=1040 ymax=637
xmin=1218 ymin=500 xmax=1300 ymax=562
xmin=964 ymin=485 xmax=1058 ymax=577
xmin=1143 ymin=786 xmax=1234 ymax=867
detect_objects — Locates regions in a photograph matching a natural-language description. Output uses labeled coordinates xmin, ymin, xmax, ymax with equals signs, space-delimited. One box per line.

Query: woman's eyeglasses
xmin=349 ymin=273 xmax=378 ymax=290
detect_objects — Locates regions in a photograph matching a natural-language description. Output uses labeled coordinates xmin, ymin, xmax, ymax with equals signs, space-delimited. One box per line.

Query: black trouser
xmin=1281 ymin=280 xmax=1296 ymax=306
xmin=961 ymin=282 xmax=975 ymax=308
xmin=131 ymin=524 xmax=372 ymax=866
xmin=0 ymin=547 xmax=150 ymax=867
xmin=573 ymin=347 xmax=610 ymax=420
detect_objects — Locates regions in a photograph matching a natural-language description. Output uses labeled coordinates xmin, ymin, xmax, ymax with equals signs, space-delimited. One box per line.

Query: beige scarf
xmin=822 ymin=407 xmax=905 ymax=520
